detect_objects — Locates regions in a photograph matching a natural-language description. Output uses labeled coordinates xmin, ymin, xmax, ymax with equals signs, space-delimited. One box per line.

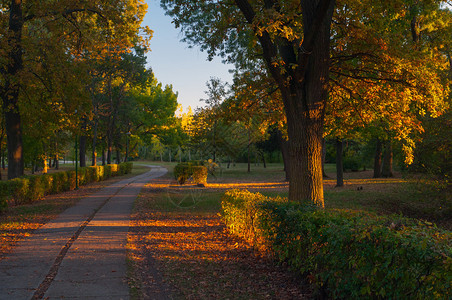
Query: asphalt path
xmin=0 ymin=165 xmax=167 ymax=300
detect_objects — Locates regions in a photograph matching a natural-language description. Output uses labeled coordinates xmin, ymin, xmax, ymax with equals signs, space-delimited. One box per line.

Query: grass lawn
xmin=146 ymin=161 xmax=450 ymax=229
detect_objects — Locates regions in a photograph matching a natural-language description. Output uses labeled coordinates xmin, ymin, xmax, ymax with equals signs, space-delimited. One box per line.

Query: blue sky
xmin=143 ymin=1 xmax=233 ymax=111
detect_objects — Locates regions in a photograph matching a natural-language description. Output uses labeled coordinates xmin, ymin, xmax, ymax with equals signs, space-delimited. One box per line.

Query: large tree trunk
xmin=107 ymin=138 xmax=112 ymax=164
xmin=335 ymin=138 xmax=344 ymax=187
xmin=285 ymin=1 xmax=333 ymax=206
xmin=116 ymin=149 xmax=121 ymax=164
xmin=382 ymin=140 xmax=393 ymax=177
xmin=2 ymin=0 xmax=24 ymax=179
xmin=235 ymin=0 xmax=334 ymax=206
xmin=373 ymin=138 xmax=382 ymax=178
xmin=102 ymin=148 xmax=106 ymax=166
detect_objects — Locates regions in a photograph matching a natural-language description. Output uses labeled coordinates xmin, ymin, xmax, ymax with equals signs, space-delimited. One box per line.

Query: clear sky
xmin=142 ymin=0 xmax=233 ymax=111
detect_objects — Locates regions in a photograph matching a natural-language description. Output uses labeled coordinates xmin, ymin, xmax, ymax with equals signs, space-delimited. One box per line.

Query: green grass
xmin=141 ymin=160 xmax=451 ymax=230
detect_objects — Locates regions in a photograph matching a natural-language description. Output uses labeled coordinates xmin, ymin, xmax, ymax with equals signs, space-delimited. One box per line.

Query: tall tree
xmin=161 ymin=0 xmax=452 ymax=206
xmin=0 ymin=0 xmax=150 ymax=178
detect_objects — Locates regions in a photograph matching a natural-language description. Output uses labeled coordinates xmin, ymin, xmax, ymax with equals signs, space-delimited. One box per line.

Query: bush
xmin=0 ymin=162 xmax=133 ymax=211
xmin=26 ymin=175 xmax=45 ymax=202
xmin=174 ymin=162 xmax=208 ymax=185
xmin=192 ymin=166 xmax=208 ymax=185
xmin=221 ymin=189 xmax=452 ymax=299
xmin=174 ymin=163 xmax=191 ymax=184
xmin=104 ymin=165 xmax=112 ymax=179
xmin=9 ymin=178 xmax=30 ymax=205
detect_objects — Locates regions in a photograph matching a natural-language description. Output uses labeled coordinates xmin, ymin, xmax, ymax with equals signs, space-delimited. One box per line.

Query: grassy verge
xmin=0 ymin=163 xmax=150 ymax=259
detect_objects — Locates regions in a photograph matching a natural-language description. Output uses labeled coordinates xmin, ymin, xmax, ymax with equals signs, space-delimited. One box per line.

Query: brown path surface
xmin=0 ymin=166 xmax=167 ymax=300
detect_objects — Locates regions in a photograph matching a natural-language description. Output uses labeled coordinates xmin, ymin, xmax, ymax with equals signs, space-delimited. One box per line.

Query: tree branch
xmin=24 ymin=8 xmax=105 ymax=22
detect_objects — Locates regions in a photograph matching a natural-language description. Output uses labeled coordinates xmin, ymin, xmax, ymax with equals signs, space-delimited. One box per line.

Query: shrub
xmin=192 ymin=166 xmax=208 ymax=185
xmin=41 ymin=174 xmax=54 ymax=194
xmin=174 ymin=162 xmax=208 ymax=185
xmin=104 ymin=165 xmax=112 ymax=179
xmin=174 ymin=163 xmax=191 ymax=184
xmin=221 ymin=189 xmax=452 ymax=299
xmin=9 ymin=178 xmax=30 ymax=205
xmin=84 ymin=167 xmax=96 ymax=183
xmin=0 ymin=162 xmax=133 ymax=211
xmin=90 ymin=166 xmax=104 ymax=181
xmin=26 ymin=175 xmax=45 ymax=202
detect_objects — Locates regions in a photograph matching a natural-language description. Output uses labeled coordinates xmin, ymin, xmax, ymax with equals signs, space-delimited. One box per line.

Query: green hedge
xmin=174 ymin=162 xmax=207 ymax=185
xmin=221 ymin=189 xmax=452 ymax=299
xmin=0 ymin=162 xmax=133 ymax=212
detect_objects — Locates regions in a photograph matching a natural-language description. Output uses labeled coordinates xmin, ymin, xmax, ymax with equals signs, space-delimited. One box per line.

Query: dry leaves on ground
xmin=128 ymin=178 xmax=312 ymax=300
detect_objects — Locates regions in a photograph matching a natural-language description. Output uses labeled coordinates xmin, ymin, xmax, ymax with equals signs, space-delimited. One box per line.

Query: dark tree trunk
xmin=382 ymin=140 xmax=393 ymax=178
xmin=235 ymin=0 xmax=334 ymax=206
xmin=2 ymin=0 xmax=24 ymax=179
xmin=261 ymin=151 xmax=267 ymax=168
xmin=79 ymin=119 xmax=87 ymax=167
xmin=1 ymin=149 xmax=5 ymax=170
xmin=107 ymin=140 xmax=112 ymax=164
xmin=373 ymin=138 xmax=382 ymax=178
xmin=55 ymin=155 xmax=59 ymax=170
xmin=116 ymin=149 xmax=121 ymax=164
xmin=102 ymin=148 xmax=106 ymax=166
xmin=336 ymin=138 xmax=344 ymax=187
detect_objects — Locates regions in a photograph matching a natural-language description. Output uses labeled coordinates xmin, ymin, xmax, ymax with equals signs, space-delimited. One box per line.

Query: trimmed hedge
xmin=174 ymin=162 xmax=208 ymax=185
xmin=221 ymin=189 xmax=452 ymax=299
xmin=0 ymin=162 xmax=133 ymax=212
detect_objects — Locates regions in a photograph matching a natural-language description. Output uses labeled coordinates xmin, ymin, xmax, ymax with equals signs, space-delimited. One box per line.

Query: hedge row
xmin=221 ymin=189 xmax=452 ymax=299
xmin=0 ymin=162 xmax=133 ymax=212
xmin=174 ymin=162 xmax=208 ymax=185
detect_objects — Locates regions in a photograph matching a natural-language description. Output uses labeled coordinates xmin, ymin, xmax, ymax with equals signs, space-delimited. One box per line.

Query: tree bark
xmin=55 ymin=154 xmax=59 ymax=170
xmin=107 ymin=140 xmax=112 ymax=164
xmin=261 ymin=151 xmax=267 ymax=168
xmin=382 ymin=140 xmax=393 ymax=177
xmin=2 ymin=0 xmax=25 ymax=179
xmin=373 ymin=138 xmax=382 ymax=178
xmin=235 ymin=0 xmax=334 ymax=206
xmin=336 ymin=138 xmax=344 ymax=187
xmin=102 ymin=149 xmax=106 ymax=165
xmin=116 ymin=149 xmax=121 ymax=164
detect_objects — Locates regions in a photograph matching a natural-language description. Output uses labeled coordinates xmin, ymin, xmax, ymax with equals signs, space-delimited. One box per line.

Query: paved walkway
xmin=0 ymin=165 xmax=167 ymax=300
